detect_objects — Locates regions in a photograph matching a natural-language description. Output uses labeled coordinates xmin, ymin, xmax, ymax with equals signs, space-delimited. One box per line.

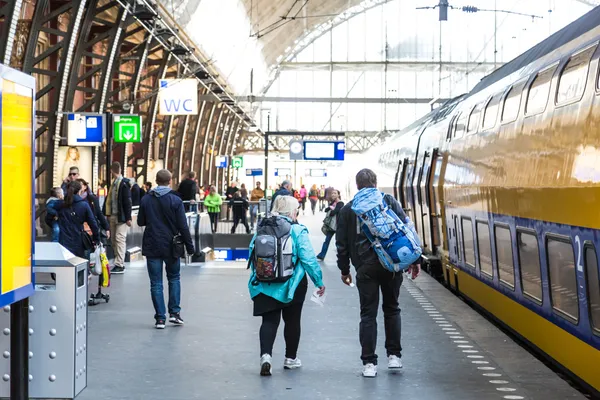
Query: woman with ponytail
xmin=57 ymin=180 xmax=100 ymax=258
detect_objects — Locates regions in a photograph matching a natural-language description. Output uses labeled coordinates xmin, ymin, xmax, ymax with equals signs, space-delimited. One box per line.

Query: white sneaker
xmin=388 ymin=355 xmax=403 ymax=369
xmin=362 ymin=363 xmax=377 ymax=377
xmin=260 ymin=354 xmax=272 ymax=376
xmin=284 ymin=358 xmax=302 ymax=369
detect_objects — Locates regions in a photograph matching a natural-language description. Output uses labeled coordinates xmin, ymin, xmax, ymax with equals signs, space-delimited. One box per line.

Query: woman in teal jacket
xmin=248 ymin=195 xmax=326 ymax=376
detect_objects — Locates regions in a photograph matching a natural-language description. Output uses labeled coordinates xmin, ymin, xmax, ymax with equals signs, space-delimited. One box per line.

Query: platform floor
xmin=79 ymin=212 xmax=586 ymax=400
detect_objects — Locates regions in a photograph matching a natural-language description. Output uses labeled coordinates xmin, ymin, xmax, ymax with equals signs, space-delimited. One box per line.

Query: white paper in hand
xmin=310 ymin=290 xmax=327 ymax=307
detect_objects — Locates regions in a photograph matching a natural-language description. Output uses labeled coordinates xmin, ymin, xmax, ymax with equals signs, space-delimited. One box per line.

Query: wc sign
xmin=158 ymin=79 xmax=198 ymax=115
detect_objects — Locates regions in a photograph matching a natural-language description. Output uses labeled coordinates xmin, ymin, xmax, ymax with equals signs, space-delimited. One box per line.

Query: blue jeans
xmin=146 ymin=257 xmax=181 ymax=321
xmin=317 ymin=231 xmax=335 ymax=259
xmin=250 ymin=204 xmax=259 ymax=228
xmin=51 ymin=222 xmax=60 ymax=242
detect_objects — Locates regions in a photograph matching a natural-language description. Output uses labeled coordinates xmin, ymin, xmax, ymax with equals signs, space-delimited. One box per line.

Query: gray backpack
xmin=250 ymin=216 xmax=295 ymax=283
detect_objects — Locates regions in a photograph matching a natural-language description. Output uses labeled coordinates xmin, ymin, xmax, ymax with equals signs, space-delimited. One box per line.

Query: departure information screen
xmin=303 ymin=141 xmax=345 ymax=161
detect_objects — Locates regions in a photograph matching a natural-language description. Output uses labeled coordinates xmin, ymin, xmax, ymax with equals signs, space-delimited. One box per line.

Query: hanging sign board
xmin=67 ymin=113 xmax=105 ymax=146
xmin=113 ymin=114 xmax=142 ymax=143
xmin=158 ymin=79 xmax=198 ymax=115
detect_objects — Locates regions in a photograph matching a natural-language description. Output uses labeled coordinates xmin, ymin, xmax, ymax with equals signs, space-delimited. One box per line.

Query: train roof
xmin=471 ymin=6 xmax=600 ymax=95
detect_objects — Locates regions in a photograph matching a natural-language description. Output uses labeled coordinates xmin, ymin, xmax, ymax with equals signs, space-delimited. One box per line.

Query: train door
xmin=425 ymin=148 xmax=443 ymax=255
xmin=416 ymin=151 xmax=431 ymax=250
xmin=393 ymin=159 xmax=403 ymax=202
xmin=402 ymin=158 xmax=416 ymax=227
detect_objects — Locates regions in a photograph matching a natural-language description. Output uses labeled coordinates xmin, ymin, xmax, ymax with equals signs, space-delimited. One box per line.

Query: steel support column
xmin=218 ymin=117 xmax=239 ymax=192
xmin=208 ymin=109 xmax=228 ymax=186
xmin=189 ymin=98 xmax=209 ymax=176
xmin=1 ymin=0 xmax=23 ymax=64
xmin=23 ymin=0 xmax=88 ymax=198
xmin=198 ymin=103 xmax=217 ymax=185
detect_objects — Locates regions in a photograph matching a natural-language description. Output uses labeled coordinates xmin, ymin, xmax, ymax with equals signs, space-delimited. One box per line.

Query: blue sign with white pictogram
xmin=215 ymin=155 xmax=228 ymax=168
xmin=67 ymin=113 xmax=105 ymax=146
xmin=245 ymin=168 xmax=263 ymax=176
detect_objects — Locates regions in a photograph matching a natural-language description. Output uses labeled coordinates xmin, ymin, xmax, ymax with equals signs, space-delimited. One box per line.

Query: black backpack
xmin=249 ymin=216 xmax=295 ymax=283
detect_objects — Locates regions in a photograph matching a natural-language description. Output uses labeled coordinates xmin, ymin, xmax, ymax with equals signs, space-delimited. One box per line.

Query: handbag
xmin=75 ymin=212 xmax=94 ymax=251
xmin=154 ymin=196 xmax=186 ymax=259
xmin=322 ymin=209 xmax=337 ymax=234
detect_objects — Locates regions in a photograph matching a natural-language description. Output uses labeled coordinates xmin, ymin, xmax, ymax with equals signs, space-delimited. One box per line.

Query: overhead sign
xmin=67 ymin=113 xmax=105 ymax=146
xmin=113 ymin=114 xmax=142 ymax=143
xmin=215 ymin=156 xmax=228 ymax=168
xmin=159 ymin=79 xmax=198 ymax=115
xmin=289 ymin=139 xmax=303 ymax=160
xmin=246 ymin=168 xmax=263 ymax=177
xmin=274 ymin=168 xmax=291 ymax=177
xmin=232 ymin=156 xmax=243 ymax=169
xmin=303 ymin=140 xmax=345 ymax=161
xmin=309 ymin=169 xmax=328 ymax=177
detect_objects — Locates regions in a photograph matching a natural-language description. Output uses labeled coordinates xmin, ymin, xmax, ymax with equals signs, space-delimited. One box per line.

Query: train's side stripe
xmin=455 ymin=270 xmax=600 ymax=393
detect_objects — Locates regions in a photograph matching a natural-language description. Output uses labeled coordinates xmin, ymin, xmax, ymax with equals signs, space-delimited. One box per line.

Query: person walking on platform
xmin=270 ymin=180 xmax=292 ymax=211
xmin=204 ymin=186 xmax=222 ymax=233
xmin=61 ymin=166 xmax=80 ymax=194
xmin=336 ymin=169 xmax=420 ymax=378
xmin=78 ymin=179 xmax=110 ymax=244
xmin=240 ymin=183 xmax=249 ymax=200
xmin=249 ymin=181 xmax=264 ymax=230
xmin=56 ymin=180 xmax=100 ymax=259
xmin=138 ymin=169 xmax=194 ymax=329
xmin=230 ymin=192 xmax=251 ymax=234
xmin=299 ymin=184 xmax=307 ymax=215
xmin=45 ymin=187 xmax=63 ymax=242
xmin=318 ymin=185 xmax=326 ymax=210
xmin=225 ymin=182 xmax=239 ymax=220
xmin=130 ymin=178 xmax=143 ymax=207
xmin=177 ymin=171 xmax=198 ymax=212
xmin=248 ymin=195 xmax=326 ymax=376
xmin=308 ymin=184 xmax=319 ymax=215
xmin=316 ymin=189 xmax=343 ymax=260
xmin=102 ymin=162 xmax=132 ymax=274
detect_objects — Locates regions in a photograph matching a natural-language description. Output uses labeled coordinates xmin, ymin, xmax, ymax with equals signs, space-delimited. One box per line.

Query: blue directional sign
xmin=67 ymin=113 xmax=105 ymax=146
xmin=245 ymin=168 xmax=263 ymax=177
xmin=215 ymin=155 xmax=228 ymax=168
xmin=274 ymin=168 xmax=291 ymax=177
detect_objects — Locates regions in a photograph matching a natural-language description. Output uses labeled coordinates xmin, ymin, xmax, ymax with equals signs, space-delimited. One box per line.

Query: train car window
xmin=584 ymin=245 xmax=600 ymax=333
xmin=495 ymin=225 xmax=515 ymax=288
xmin=557 ymin=44 xmax=596 ymax=105
xmin=526 ymin=65 xmax=557 ymax=115
xmin=461 ymin=217 xmax=475 ymax=268
xmin=455 ymin=113 xmax=467 ymax=139
xmin=467 ymin=104 xmax=482 ymax=134
xmin=483 ymin=93 xmax=502 ymax=130
xmin=501 ymin=81 xmax=526 ymax=123
xmin=476 ymin=221 xmax=493 ymax=277
xmin=517 ymin=229 xmax=543 ymax=303
xmin=546 ymin=236 xmax=579 ymax=322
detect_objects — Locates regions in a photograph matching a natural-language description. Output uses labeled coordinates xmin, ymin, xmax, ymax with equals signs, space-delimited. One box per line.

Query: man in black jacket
xmin=336 ymin=168 xmax=420 ymax=378
xmin=102 ymin=162 xmax=132 ymax=274
xmin=138 ymin=169 xmax=194 ymax=329
xmin=177 ymin=171 xmax=198 ymax=212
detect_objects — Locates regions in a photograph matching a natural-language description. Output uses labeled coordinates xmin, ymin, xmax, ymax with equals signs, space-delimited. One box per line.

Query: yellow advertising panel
xmin=1 ymin=78 xmax=33 ymax=296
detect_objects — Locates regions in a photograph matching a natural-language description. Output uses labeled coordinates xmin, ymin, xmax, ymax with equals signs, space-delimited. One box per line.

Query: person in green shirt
xmin=204 ymin=186 xmax=223 ymax=233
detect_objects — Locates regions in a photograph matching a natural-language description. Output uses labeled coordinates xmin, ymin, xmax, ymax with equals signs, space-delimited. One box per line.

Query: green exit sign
xmin=232 ymin=156 xmax=243 ymax=169
xmin=113 ymin=114 xmax=142 ymax=143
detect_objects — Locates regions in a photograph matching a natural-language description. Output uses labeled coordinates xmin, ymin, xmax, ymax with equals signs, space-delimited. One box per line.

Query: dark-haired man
xmin=177 ymin=171 xmax=198 ymax=212
xmin=336 ymin=168 xmax=420 ymax=378
xmin=102 ymin=161 xmax=132 ymax=274
xmin=138 ymin=169 xmax=194 ymax=329
xmin=61 ymin=166 xmax=80 ymax=193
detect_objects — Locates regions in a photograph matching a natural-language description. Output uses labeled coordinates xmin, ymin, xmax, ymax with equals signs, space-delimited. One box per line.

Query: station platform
xmin=78 ymin=212 xmax=586 ymax=400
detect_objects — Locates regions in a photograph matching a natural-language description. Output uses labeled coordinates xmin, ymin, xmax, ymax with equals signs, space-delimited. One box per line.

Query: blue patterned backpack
xmin=351 ymin=188 xmax=422 ymax=272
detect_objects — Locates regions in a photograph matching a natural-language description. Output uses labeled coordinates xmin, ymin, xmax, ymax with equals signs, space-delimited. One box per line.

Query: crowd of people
xmin=44 ymin=164 xmax=421 ymax=379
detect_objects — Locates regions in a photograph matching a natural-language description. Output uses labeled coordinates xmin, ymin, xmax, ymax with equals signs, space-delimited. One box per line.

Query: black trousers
xmin=259 ymin=301 xmax=303 ymax=359
xmin=356 ymin=263 xmax=403 ymax=365
xmin=231 ymin=213 xmax=250 ymax=233
xmin=208 ymin=212 xmax=219 ymax=232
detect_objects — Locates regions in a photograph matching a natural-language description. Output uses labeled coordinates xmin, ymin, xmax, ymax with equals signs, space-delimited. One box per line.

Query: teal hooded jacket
xmin=248 ymin=217 xmax=324 ymax=303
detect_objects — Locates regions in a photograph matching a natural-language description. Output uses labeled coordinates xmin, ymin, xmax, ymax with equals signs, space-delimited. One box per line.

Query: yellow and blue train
xmin=363 ymin=6 xmax=600 ymax=395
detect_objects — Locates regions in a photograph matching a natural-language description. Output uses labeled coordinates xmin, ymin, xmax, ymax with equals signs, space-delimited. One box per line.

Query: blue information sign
xmin=215 ymin=156 xmax=228 ymax=168
xmin=245 ymin=168 xmax=263 ymax=177
xmin=67 ymin=113 xmax=105 ymax=146
xmin=303 ymin=140 xmax=345 ymax=161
